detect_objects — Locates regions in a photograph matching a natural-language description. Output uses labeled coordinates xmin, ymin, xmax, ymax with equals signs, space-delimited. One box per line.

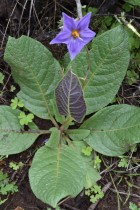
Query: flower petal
xmin=62 ymin=12 xmax=76 ymax=31
xmin=50 ymin=29 xmax=71 ymax=44
xmin=80 ymin=29 xmax=96 ymax=42
xmin=67 ymin=38 xmax=86 ymax=60
xmin=77 ymin=12 xmax=92 ymax=31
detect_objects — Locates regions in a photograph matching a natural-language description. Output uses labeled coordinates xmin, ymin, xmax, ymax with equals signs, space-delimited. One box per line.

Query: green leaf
xmin=0 ymin=171 xmax=8 ymax=181
xmin=85 ymin=165 xmax=101 ymax=189
xmin=47 ymin=127 xmax=60 ymax=148
xmin=18 ymin=112 xmax=34 ymax=125
xmin=118 ymin=157 xmax=128 ymax=168
xmin=67 ymin=48 xmax=88 ymax=79
xmin=55 ymin=70 xmax=86 ymax=123
xmin=67 ymin=129 xmax=90 ymax=141
xmin=11 ymin=97 xmax=24 ymax=110
xmin=72 ymin=141 xmax=100 ymax=189
xmin=10 ymin=85 xmax=16 ymax=92
xmin=0 ymin=182 xmax=18 ymax=195
xmin=69 ymin=26 xmax=130 ymax=115
xmin=81 ymin=104 xmax=140 ymax=156
xmin=29 ymin=144 xmax=86 ymax=208
xmin=60 ymin=52 xmax=70 ymax=69
xmin=9 ymin=161 xmax=24 ymax=171
xmin=82 ymin=146 xmax=92 ymax=156
xmin=0 ymin=198 xmax=7 ymax=205
xmin=129 ymin=202 xmax=140 ymax=210
xmin=4 ymin=36 xmax=62 ymax=119
xmin=50 ymin=99 xmax=65 ymax=124
xmin=122 ymin=3 xmax=132 ymax=12
xmin=126 ymin=70 xmax=139 ymax=85
xmin=125 ymin=0 xmax=140 ymax=6
xmin=85 ymin=26 xmax=130 ymax=114
xmin=0 ymin=106 xmax=39 ymax=155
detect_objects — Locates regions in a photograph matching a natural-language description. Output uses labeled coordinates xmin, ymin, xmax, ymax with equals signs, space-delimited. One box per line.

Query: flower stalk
xmin=75 ymin=0 xmax=82 ymax=19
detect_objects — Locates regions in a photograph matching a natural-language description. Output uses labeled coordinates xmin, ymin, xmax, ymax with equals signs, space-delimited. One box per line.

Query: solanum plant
xmin=1 ymin=11 xmax=140 ymax=208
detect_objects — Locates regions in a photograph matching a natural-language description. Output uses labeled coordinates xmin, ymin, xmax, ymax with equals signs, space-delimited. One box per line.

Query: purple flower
xmin=50 ymin=12 xmax=96 ymax=60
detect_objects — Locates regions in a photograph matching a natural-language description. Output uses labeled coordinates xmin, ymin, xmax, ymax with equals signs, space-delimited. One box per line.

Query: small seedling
xmin=0 ymin=170 xmax=18 ymax=196
xmin=18 ymin=112 xmax=34 ymax=125
xmin=0 ymin=198 xmax=7 ymax=205
xmin=9 ymin=161 xmax=24 ymax=171
xmin=126 ymin=70 xmax=139 ymax=85
xmin=129 ymin=202 xmax=140 ymax=210
xmin=11 ymin=97 xmax=24 ymax=110
xmin=10 ymin=85 xmax=16 ymax=92
xmin=94 ymin=156 xmax=101 ymax=170
xmin=85 ymin=184 xmax=104 ymax=203
xmin=82 ymin=146 xmax=93 ymax=156
xmin=118 ymin=157 xmax=129 ymax=168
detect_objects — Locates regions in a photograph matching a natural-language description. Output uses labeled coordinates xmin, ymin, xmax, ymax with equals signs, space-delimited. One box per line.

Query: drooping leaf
xmin=29 ymin=143 xmax=86 ymax=208
xmin=55 ymin=70 xmax=86 ymax=123
xmin=68 ymin=26 xmax=130 ymax=114
xmin=81 ymin=104 xmax=140 ymax=156
xmin=0 ymin=106 xmax=39 ymax=155
xmin=4 ymin=36 xmax=62 ymax=119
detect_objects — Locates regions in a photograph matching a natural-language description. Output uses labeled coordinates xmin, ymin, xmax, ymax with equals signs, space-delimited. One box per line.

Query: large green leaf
xmin=67 ymin=48 xmax=88 ymax=78
xmin=67 ymin=129 xmax=90 ymax=141
xmin=0 ymin=106 xmax=39 ymax=155
xmin=29 ymin=143 xmax=86 ymax=207
xmin=4 ymin=36 xmax=62 ymax=119
xmin=68 ymin=26 xmax=130 ymax=114
xmin=81 ymin=104 xmax=140 ymax=156
xmin=72 ymin=141 xmax=101 ymax=189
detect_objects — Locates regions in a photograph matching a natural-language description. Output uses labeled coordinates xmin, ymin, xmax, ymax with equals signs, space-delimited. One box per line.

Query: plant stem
xmin=60 ymin=116 xmax=73 ymax=132
xmin=75 ymin=0 xmax=82 ymax=19
xmin=49 ymin=116 xmax=59 ymax=128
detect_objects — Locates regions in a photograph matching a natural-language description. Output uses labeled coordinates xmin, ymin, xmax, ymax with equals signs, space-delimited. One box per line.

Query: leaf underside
xmin=55 ymin=70 xmax=86 ymax=123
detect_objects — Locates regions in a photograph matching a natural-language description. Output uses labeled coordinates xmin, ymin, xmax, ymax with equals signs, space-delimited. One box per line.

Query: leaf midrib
xmin=83 ymin=37 xmax=125 ymax=90
xmin=67 ymin=71 xmax=72 ymax=116
xmin=27 ymin=66 xmax=50 ymax=115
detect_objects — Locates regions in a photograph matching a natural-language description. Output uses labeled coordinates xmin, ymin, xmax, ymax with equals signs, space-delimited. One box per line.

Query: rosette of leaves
xmin=2 ymin=25 xmax=140 ymax=208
